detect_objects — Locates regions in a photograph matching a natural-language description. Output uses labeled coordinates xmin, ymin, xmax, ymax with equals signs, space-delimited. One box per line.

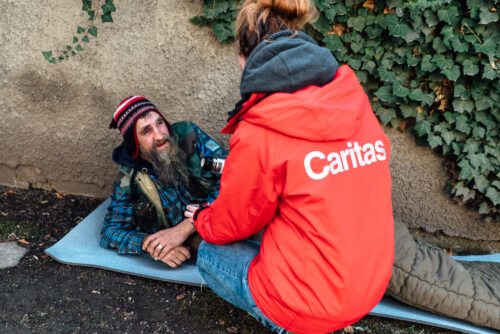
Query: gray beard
xmin=142 ymin=142 xmax=189 ymax=188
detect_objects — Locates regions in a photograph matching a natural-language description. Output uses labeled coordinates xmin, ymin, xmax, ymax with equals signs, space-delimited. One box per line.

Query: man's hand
xmin=142 ymin=219 xmax=196 ymax=259
xmin=158 ymin=246 xmax=191 ymax=268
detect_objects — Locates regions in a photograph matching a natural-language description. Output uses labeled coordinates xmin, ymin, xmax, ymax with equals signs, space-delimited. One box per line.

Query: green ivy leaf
xmin=324 ymin=35 xmax=348 ymax=59
xmin=479 ymin=9 xmax=499 ymax=25
xmin=485 ymin=187 xmax=500 ymax=206
xmin=400 ymin=104 xmax=417 ymax=118
xmin=101 ymin=13 xmax=113 ymax=23
xmin=377 ymin=107 xmax=397 ymax=125
xmin=350 ymin=36 xmax=364 ymax=53
xmin=385 ymin=15 xmax=411 ymax=38
xmin=42 ymin=51 xmax=53 ymax=60
xmin=441 ymin=65 xmax=460 ymax=81
xmin=213 ymin=23 xmax=232 ymax=43
xmin=468 ymin=152 xmax=492 ymax=171
xmin=82 ymin=35 xmax=90 ymax=43
xmin=414 ymin=119 xmax=432 ymax=137
xmin=475 ymin=96 xmax=494 ymax=111
xmin=66 ymin=45 xmax=72 ymax=51
xmin=72 ymin=36 xmax=78 ymax=44
xmin=482 ymin=63 xmax=498 ymax=80
xmin=455 ymin=116 xmax=472 ymax=134
xmin=347 ymin=16 xmax=366 ymax=32
xmin=204 ymin=0 xmax=229 ymax=18
xmin=457 ymin=159 xmax=478 ymax=181
xmin=71 ymin=51 xmax=77 ymax=56
xmin=88 ymin=27 xmax=98 ymax=37
xmin=87 ymin=10 xmax=95 ymax=20
xmin=82 ymin=0 xmax=92 ymax=11
xmin=453 ymin=42 xmax=469 ymax=53
xmin=443 ymin=111 xmax=457 ymax=124
xmin=374 ymin=85 xmax=393 ymax=103
xmin=453 ymin=84 xmax=469 ymax=99
xmin=474 ymin=175 xmax=490 ymax=192
xmin=409 ymin=89 xmax=435 ymax=106
xmin=437 ymin=7 xmax=460 ymax=26
xmin=432 ymin=54 xmax=453 ymax=69
xmin=478 ymin=202 xmax=490 ymax=214
xmin=312 ymin=15 xmax=331 ymax=35
xmin=423 ymin=9 xmax=439 ymax=27
xmin=333 ymin=3 xmax=347 ymax=16
xmin=441 ymin=129 xmax=455 ymax=145
xmin=463 ymin=59 xmax=479 ymax=76
xmin=428 ymin=135 xmax=443 ymax=148
xmin=76 ymin=44 xmax=83 ymax=52
xmin=362 ymin=60 xmax=376 ymax=74
xmin=452 ymin=99 xmax=475 ymax=113
xmin=348 ymin=58 xmax=362 ymax=70
xmin=472 ymin=126 xmax=486 ymax=139
xmin=393 ymin=81 xmax=410 ymax=98
xmin=421 ymin=55 xmax=437 ymax=72
xmin=453 ymin=181 xmax=476 ymax=201
xmin=485 ymin=145 xmax=500 ymax=161
xmin=102 ymin=0 xmax=116 ymax=13
xmin=190 ymin=16 xmax=210 ymax=27
xmin=474 ymin=36 xmax=498 ymax=56
xmin=77 ymin=26 xmax=86 ymax=34
xmin=432 ymin=37 xmax=447 ymax=53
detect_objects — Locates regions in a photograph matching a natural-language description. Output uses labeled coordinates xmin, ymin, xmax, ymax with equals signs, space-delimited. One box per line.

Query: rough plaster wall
xmin=0 ymin=1 xmax=497 ymax=242
xmin=0 ymin=0 xmax=240 ymax=197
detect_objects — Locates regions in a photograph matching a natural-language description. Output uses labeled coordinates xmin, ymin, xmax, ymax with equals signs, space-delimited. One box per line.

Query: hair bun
xmin=256 ymin=0 xmax=315 ymax=21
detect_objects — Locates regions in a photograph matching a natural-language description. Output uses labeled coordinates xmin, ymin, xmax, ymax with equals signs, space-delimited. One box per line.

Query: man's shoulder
xmin=113 ymin=165 xmax=135 ymax=191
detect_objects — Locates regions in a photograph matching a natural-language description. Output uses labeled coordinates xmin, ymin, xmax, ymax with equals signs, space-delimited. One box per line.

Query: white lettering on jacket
xmin=304 ymin=140 xmax=387 ymax=180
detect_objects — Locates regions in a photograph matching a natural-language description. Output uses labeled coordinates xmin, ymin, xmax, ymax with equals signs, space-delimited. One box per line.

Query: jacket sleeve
xmin=194 ymin=126 xmax=281 ymax=244
xmin=100 ymin=177 xmax=148 ymax=255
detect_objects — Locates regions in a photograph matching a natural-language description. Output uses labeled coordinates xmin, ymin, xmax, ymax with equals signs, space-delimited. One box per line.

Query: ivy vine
xmin=192 ymin=0 xmax=499 ymax=220
xmin=42 ymin=0 xmax=116 ymax=63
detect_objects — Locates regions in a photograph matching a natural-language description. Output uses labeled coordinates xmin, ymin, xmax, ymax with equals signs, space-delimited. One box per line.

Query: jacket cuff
xmin=193 ymin=205 xmax=209 ymax=221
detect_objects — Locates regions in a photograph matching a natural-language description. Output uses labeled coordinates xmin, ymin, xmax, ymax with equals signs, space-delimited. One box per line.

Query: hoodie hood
xmin=242 ymin=65 xmax=366 ymax=142
xmin=240 ymin=30 xmax=338 ymax=97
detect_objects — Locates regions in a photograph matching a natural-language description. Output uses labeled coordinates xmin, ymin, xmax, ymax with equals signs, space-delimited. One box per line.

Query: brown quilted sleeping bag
xmin=387 ymin=220 xmax=500 ymax=330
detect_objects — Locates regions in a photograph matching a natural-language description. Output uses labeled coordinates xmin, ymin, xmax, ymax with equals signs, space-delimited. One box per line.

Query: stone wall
xmin=0 ymin=0 xmax=497 ymax=243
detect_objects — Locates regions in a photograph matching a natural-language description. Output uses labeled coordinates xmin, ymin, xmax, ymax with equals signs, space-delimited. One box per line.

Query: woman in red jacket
xmin=185 ymin=0 xmax=394 ymax=332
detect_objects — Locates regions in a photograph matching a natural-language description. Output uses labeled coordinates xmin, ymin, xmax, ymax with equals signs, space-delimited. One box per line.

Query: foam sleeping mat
xmin=46 ymin=199 xmax=500 ymax=334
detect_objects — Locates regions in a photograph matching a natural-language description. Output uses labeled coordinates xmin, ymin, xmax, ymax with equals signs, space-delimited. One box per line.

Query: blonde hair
xmin=236 ymin=0 xmax=317 ymax=58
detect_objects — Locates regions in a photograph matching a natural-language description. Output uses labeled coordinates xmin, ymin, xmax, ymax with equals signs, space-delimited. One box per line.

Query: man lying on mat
xmin=101 ymin=96 xmax=226 ymax=267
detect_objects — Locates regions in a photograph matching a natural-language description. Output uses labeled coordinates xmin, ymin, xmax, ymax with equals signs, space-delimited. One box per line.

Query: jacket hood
xmin=240 ymin=30 xmax=338 ymax=97
xmin=244 ymin=65 xmax=365 ymax=141
xmin=112 ymin=142 xmax=154 ymax=173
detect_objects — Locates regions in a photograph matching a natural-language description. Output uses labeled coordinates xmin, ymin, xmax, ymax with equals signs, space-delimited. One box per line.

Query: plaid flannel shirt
xmin=100 ymin=121 xmax=226 ymax=255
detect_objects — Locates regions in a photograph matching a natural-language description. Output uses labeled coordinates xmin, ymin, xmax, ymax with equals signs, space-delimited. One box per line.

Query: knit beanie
xmin=109 ymin=96 xmax=171 ymax=159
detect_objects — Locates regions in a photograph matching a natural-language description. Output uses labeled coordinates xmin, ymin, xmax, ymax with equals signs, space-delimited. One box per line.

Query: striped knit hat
xmin=109 ymin=96 xmax=170 ymax=159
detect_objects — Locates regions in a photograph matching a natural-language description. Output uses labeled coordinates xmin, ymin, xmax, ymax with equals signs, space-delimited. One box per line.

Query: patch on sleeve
xmin=204 ymin=139 xmax=219 ymax=152
xmin=120 ymin=174 xmax=131 ymax=188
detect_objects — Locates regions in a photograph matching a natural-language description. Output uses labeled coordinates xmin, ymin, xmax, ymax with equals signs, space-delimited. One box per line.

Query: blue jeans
xmin=197 ymin=240 xmax=287 ymax=333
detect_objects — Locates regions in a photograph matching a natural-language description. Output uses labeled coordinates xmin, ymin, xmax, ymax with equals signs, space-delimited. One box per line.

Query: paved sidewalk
xmin=0 ymin=241 xmax=28 ymax=269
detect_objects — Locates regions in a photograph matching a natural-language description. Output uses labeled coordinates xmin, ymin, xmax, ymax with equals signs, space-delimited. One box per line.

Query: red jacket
xmin=194 ymin=66 xmax=394 ymax=333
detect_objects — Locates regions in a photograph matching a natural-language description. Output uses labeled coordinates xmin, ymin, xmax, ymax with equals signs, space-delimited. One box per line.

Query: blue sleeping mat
xmin=45 ymin=199 xmax=500 ymax=334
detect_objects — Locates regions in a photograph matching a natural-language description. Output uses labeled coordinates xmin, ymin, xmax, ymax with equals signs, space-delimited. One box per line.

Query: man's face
xmin=135 ymin=111 xmax=171 ymax=160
